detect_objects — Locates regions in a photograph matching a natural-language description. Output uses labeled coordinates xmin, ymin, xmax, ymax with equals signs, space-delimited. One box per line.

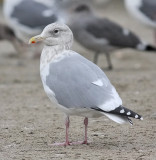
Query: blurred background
xmin=0 ymin=0 xmax=155 ymax=60
xmin=0 ymin=0 xmax=156 ymax=159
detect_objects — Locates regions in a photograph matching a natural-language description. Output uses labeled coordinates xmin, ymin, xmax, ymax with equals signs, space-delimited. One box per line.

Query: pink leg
xmin=50 ymin=117 xmax=89 ymax=146
xmin=83 ymin=117 xmax=88 ymax=144
xmin=70 ymin=117 xmax=88 ymax=145
xmin=51 ymin=116 xmax=70 ymax=146
xmin=65 ymin=116 xmax=70 ymax=145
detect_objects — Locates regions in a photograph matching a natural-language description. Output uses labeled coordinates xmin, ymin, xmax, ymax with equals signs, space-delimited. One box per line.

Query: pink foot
xmin=49 ymin=140 xmax=89 ymax=146
xmin=70 ymin=140 xmax=89 ymax=145
xmin=50 ymin=142 xmax=70 ymax=146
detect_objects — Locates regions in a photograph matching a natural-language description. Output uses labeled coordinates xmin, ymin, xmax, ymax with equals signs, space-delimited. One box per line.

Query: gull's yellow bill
xmin=29 ymin=35 xmax=44 ymax=44
xmin=29 ymin=37 xmax=36 ymax=44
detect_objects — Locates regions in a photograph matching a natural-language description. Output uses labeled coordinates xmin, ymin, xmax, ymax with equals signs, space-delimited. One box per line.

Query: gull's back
xmin=45 ymin=51 xmax=122 ymax=113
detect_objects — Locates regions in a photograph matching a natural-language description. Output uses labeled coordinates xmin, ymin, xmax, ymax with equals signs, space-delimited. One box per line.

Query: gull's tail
xmin=94 ymin=105 xmax=143 ymax=125
xmin=145 ymin=45 xmax=156 ymax=51
xmin=136 ymin=43 xmax=156 ymax=52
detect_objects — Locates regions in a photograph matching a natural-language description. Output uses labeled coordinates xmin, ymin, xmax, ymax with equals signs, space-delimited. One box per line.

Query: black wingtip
xmin=91 ymin=105 xmax=143 ymax=121
xmin=145 ymin=45 xmax=156 ymax=51
xmin=106 ymin=105 xmax=143 ymax=120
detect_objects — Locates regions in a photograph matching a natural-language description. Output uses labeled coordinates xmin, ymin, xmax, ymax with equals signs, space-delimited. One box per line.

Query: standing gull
xmin=29 ymin=23 xmax=143 ymax=146
xmin=57 ymin=1 xmax=156 ymax=69
xmin=3 ymin=0 xmax=60 ymax=42
xmin=125 ymin=0 xmax=156 ymax=45
xmin=0 ymin=24 xmax=22 ymax=54
xmin=0 ymin=24 xmax=16 ymax=41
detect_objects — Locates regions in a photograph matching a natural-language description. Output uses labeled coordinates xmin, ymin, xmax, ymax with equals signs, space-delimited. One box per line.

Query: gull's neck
xmin=40 ymin=44 xmax=69 ymax=71
xmin=44 ymin=44 xmax=66 ymax=55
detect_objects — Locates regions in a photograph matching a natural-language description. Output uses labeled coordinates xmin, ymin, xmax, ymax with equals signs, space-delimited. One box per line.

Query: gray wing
xmin=11 ymin=0 xmax=57 ymax=29
xmin=85 ymin=18 xmax=142 ymax=48
xmin=46 ymin=53 xmax=122 ymax=111
xmin=139 ymin=0 xmax=156 ymax=21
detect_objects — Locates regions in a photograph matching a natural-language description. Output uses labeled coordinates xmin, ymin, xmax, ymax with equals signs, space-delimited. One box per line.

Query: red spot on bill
xmin=32 ymin=41 xmax=36 ymax=43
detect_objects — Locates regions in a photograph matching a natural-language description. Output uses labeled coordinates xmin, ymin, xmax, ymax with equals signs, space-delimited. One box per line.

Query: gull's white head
xmin=29 ymin=23 xmax=73 ymax=49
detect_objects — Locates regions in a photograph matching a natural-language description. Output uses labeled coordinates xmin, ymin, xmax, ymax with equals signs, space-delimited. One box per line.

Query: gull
xmin=29 ymin=23 xmax=143 ymax=146
xmin=0 ymin=23 xmax=22 ymax=53
xmin=0 ymin=23 xmax=16 ymax=41
xmin=125 ymin=0 xmax=156 ymax=45
xmin=3 ymin=0 xmax=60 ymax=43
xmin=3 ymin=0 xmax=64 ymax=56
xmin=57 ymin=1 xmax=156 ymax=70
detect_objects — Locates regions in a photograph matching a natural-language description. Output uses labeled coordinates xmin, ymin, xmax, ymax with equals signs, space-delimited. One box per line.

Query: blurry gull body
xmin=3 ymin=0 xmax=61 ymax=43
xmin=0 ymin=24 xmax=16 ymax=41
xmin=57 ymin=1 xmax=156 ymax=69
xmin=0 ymin=23 xmax=22 ymax=53
xmin=29 ymin=23 xmax=143 ymax=146
xmin=125 ymin=0 xmax=156 ymax=44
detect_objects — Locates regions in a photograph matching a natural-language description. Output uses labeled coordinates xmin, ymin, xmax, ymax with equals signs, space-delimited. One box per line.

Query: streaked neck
xmin=40 ymin=44 xmax=69 ymax=70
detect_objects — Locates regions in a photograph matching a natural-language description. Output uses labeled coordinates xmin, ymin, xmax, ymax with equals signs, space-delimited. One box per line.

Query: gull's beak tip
xmin=29 ymin=37 xmax=36 ymax=44
xmin=28 ymin=35 xmax=44 ymax=44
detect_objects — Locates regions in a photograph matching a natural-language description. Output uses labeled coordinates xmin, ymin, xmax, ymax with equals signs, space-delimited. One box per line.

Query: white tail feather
xmin=103 ymin=113 xmax=129 ymax=124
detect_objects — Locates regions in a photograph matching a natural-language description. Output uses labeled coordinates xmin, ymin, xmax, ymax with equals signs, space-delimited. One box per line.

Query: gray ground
xmin=0 ymin=0 xmax=156 ymax=160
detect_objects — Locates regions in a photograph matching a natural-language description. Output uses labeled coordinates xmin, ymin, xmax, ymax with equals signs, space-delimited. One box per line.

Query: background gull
xmin=0 ymin=23 xmax=16 ymax=42
xmin=124 ymin=0 xmax=156 ymax=45
xmin=57 ymin=0 xmax=156 ymax=70
xmin=3 ymin=0 xmax=62 ymax=43
xmin=0 ymin=23 xmax=22 ymax=54
xmin=29 ymin=23 xmax=143 ymax=146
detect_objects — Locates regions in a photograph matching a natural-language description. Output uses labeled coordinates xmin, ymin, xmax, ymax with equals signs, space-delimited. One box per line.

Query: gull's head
xmin=54 ymin=0 xmax=93 ymax=23
xmin=29 ymin=23 xmax=73 ymax=49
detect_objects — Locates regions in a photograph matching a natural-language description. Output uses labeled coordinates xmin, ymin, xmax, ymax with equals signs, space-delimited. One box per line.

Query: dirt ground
xmin=0 ymin=0 xmax=156 ymax=160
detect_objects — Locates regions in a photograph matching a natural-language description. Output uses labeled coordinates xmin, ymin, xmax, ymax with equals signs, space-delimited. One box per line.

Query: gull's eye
xmin=49 ymin=29 xmax=60 ymax=36
xmin=74 ymin=5 xmax=90 ymax=12
xmin=54 ymin=29 xmax=59 ymax=34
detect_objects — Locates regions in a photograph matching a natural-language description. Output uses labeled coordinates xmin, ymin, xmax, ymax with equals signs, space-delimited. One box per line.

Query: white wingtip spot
xmin=127 ymin=112 xmax=131 ymax=115
xmin=140 ymin=117 xmax=143 ymax=120
xmin=137 ymin=43 xmax=146 ymax=51
xmin=135 ymin=115 xmax=139 ymax=119
xmin=42 ymin=10 xmax=53 ymax=17
xmin=120 ymin=109 xmax=125 ymax=113
xmin=123 ymin=29 xmax=130 ymax=36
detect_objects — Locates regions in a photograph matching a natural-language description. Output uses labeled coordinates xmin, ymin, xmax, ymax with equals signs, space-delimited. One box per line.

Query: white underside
xmin=58 ymin=104 xmax=129 ymax=124
xmin=103 ymin=112 xmax=128 ymax=124
xmin=42 ymin=80 xmax=126 ymax=124
xmin=42 ymin=78 xmax=128 ymax=124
